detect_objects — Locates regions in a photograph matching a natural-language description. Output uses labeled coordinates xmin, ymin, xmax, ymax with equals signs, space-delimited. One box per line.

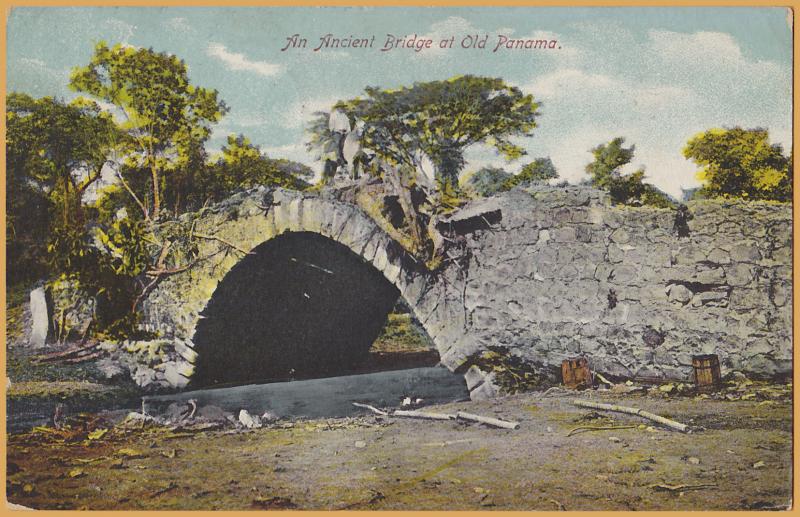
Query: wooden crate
xmin=692 ymin=354 xmax=721 ymax=392
xmin=561 ymin=357 xmax=592 ymax=389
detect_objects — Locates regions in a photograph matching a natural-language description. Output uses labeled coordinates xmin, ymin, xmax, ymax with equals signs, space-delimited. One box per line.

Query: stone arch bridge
xmin=140 ymin=186 xmax=792 ymax=399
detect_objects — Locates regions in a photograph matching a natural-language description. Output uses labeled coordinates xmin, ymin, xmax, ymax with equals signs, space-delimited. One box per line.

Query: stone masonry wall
xmin=459 ymin=186 xmax=792 ymax=384
xmin=137 ymin=185 xmax=792 ymax=395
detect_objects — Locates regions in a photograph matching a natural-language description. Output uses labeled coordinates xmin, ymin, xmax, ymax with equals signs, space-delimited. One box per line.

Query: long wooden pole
xmin=352 ymin=403 xmax=519 ymax=430
xmin=573 ymin=400 xmax=689 ymax=433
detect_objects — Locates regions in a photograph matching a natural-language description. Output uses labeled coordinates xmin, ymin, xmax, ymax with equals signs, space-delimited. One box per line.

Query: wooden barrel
xmin=692 ymin=354 xmax=721 ymax=391
xmin=562 ymin=357 xmax=592 ymax=389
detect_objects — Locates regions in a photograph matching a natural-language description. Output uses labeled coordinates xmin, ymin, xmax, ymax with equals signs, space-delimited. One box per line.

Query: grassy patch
xmin=371 ymin=312 xmax=434 ymax=354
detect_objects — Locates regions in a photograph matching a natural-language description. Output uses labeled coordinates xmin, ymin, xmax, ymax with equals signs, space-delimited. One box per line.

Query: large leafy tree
xmin=683 ymin=127 xmax=791 ymax=202
xmin=310 ymin=75 xmax=540 ymax=187
xmin=586 ymin=137 xmax=673 ymax=208
xmin=69 ymin=42 xmax=228 ymax=221
xmin=6 ymin=93 xmax=121 ymax=283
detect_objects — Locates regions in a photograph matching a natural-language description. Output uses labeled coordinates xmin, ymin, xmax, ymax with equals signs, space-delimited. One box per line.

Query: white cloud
xmin=206 ymin=43 xmax=283 ymax=77
xmin=410 ymin=16 xmax=479 ymax=58
xmin=522 ymin=68 xmax=620 ymax=99
xmin=164 ymin=17 xmax=193 ymax=34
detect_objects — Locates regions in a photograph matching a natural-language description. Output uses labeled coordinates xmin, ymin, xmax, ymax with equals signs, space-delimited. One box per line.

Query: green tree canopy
xmin=586 ymin=137 xmax=673 ymax=208
xmin=460 ymin=166 xmax=513 ymax=197
xmin=504 ymin=157 xmax=558 ymax=189
xmin=206 ymin=134 xmax=312 ymax=196
xmin=70 ymin=42 xmax=228 ymax=220
xmin=309 ymin=75 xmax=540 ymax=187
xmin=6 ymin=93 xmax=121 ymax=283
xmin=683 ymin=127 xmax=791 ymax=202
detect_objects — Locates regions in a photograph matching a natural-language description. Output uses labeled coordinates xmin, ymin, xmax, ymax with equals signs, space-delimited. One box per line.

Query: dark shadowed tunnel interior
xmin=191 ymin=232 xmax=407 ymax=387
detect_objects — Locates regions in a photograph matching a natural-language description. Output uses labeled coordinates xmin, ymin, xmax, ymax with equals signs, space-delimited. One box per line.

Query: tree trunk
xmin=384 ymin=164 xmax=423 ymax=252
xmin=62 ymin=175 xmax=70 ymax=227
xmin=151 ymin=162 xmax=161 ymax=220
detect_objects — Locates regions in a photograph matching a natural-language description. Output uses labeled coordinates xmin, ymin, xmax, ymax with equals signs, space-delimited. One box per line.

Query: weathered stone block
xmin=725 ymin=263 xmax=754 ymax=287
xmin=730 ymin=243 xmax=761 ymax=262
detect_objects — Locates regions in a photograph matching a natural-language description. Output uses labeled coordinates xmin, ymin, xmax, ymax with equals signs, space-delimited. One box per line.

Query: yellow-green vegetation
xmin=469 ymin=347 xmax=545 ymax=393
xmin=683 ymin=127 xmax=792 ymax=202
xmin=586 ymin=137 xmax=674 ymax=208
xmin=8 ymin=381 xmax=111 ymax=399
xmin=371 ymin=312 xmax=434 ymax=354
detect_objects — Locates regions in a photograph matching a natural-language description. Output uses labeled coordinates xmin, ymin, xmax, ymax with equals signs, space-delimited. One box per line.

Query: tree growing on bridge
xmin=308 ymin=75 xmax=540 ymax=189
xmin=683 ymin=127 xmax=791 ymax=202
xmin=586 ymin=137 xmax=673 ymax=208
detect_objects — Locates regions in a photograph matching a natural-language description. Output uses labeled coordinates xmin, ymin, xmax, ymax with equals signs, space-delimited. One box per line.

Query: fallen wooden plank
xmin=352 ymin=402 xmax=388 ymax=416
xmin=351 ymin=403 xmax=519 ymax=429
xmin=573 ymin=400 xmax=690 ymax=433
xmin=456 ymin=411 xmax=520 ymax=430
xmin=567 ymin=425 xmax=637 ymax=437
xmin=393 ymin=409 xmax=454 ymax=421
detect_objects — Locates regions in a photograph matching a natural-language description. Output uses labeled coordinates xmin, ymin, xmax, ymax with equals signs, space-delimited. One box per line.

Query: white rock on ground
xmin=238 ymin=409 xmax=262 ymax=429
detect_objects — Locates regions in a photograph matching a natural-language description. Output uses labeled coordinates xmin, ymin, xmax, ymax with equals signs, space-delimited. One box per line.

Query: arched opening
xmin=191 ymin=231 xmax=437 ymax=387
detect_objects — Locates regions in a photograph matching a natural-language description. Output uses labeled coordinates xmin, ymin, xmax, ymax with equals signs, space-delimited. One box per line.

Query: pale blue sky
xmin=7 ymin=7 xmax=793 ymax=196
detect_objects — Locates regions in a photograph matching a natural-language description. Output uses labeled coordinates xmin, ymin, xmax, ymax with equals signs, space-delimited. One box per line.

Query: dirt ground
xmin=6 ymin=385 xmax=793 ymax=511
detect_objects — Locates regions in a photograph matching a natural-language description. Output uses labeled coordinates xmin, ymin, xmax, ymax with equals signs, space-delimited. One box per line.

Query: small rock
xmin=546 ymin=426 xmax=553 ymax=433
xmin=125 ymin=412 xmax=154 ymax=423
xmin=354 ymin=440 xmax=367 ymax=448
xmin=659 ymin=384 xmax=675 ymax=394
xmin=238 ymin=409 xmax=262 ymax=429
xmin=729 ymin=371 xmax=749 ymax=382
xmin=753 ymin=461 xmax=766 ymax=469
xmin=260 ymin=411 xmax=278 ymax=423
xmin=687 ymin=457 xmax=700 ymax=465
xmin=608 ymin=437 xmax=621 ymax=443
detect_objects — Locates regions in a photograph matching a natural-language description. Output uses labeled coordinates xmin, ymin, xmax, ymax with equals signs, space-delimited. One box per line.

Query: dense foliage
xmin=504 ymin=157 xmax=558 ymax=189
xmin=7 ymin=93 xmax=121 ymax=284
xmin=308 ymin=75 xmax=540 ymax=188
xmin=460 ymin=166 xmax=513 ymax=197
xmin=586 ymin=137 xmax=673 ymax=208
xmin=70 ymin=42 xmax=229 ymax=221
xmin=8 ymin=43 xmax=312 ymax=335
xmin=683 ymin=127 xmax=792 ymax=202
